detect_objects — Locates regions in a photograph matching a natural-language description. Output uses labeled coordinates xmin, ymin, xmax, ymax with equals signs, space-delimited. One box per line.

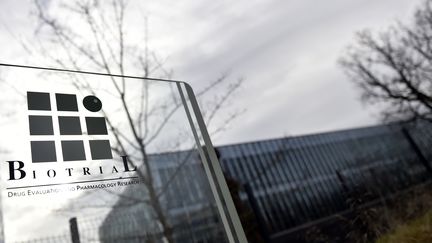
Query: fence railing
xmin=218 ymin=121 xmax=432 ymax=237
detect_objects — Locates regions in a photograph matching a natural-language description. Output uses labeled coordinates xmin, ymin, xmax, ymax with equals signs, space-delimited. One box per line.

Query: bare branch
xmin=340 ymin=3 xmax=432 ymax=123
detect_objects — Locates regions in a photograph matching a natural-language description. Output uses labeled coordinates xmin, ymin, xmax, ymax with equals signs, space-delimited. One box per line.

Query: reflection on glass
xmin=0 ymin=65 xmax=244 ymax=243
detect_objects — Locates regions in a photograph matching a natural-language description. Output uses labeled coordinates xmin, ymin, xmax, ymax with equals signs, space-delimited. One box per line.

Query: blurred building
xmin=99 ymin=121 xmax=432 ymax=242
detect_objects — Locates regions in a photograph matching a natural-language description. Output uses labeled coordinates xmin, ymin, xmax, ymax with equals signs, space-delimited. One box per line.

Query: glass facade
xmin=100 ymin=121 xmax=432 ymax=241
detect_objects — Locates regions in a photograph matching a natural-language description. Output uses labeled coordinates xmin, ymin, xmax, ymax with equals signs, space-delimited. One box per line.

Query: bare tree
xmin=339 ymin=0 xmax=432 ymax=123
xmin=24 ymin=0 xmax=244 ymax=242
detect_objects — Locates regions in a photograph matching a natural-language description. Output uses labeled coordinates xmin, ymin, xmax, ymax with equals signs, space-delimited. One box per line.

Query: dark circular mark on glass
xmin=83 ymin=95 xmax=102 ymax=112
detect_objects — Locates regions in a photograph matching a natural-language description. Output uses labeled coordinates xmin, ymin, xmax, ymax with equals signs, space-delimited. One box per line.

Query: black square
xmin=89 ymin=140 xmax=112 ymax=160
xmin=61 ymin=140 xmax=86 ymax=161
xmin=56 ymin=93 xmax=78 ymax=111
xmin=29 ymin=116 xmax=54 ymax=135
xmin=59 ymin=116 xmax=82 ymax=135
xmin=31 ymin=141 xmax=57 ymax=162
xmin=27 ymin=92 xmax=51 ymax=111
xmin=86 ymin=117 xmax=108 ymax=135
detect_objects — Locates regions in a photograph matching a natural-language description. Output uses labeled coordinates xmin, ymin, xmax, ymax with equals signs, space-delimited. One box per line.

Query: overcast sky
xmin=0 ymin=0 xmax=422 ymax=145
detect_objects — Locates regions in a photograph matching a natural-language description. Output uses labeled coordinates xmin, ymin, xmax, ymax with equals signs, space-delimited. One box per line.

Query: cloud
xmin=0 ymin=0 xmax=421 ymax=146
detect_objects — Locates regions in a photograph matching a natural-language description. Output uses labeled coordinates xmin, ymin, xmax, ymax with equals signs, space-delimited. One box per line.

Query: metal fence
xmin=7 ymin=213 xmax=225 ymax=243
xmin=217 ymin=121 xmax=432 ymax=237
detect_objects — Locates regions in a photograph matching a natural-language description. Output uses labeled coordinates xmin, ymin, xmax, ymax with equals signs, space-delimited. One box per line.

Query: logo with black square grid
xmin=27 ymin=91 xmax=112 ymax=162
xmin=5 ymin=91 xmax=137 ymax=181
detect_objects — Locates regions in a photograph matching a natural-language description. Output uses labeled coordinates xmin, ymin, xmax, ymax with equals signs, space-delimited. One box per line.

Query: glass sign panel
xmin=0 ymin=64 xmax=246 ymax=243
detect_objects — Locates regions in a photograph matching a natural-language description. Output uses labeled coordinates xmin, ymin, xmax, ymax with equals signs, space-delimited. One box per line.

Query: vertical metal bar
xmin=233 ymin=146 xmax=271 ymax=226
xmin=282 ymin=138 xmax=316 ymax=222
xmin=224 ymin=146 xmax=244 ymax=184
xmin=248 ymin=142 xmax=286 ymax=230
xmin=69 ymin=217 xmax=80 ymax=243
xmin=258 ymin=141 xmax=290 ymax=230
xmin=402 ymin=127 xmax=432 ymax=176
xmin=316 ymin=134 xmax=348 ymax=210
xmin=260 ymin=140 xmax=297 ymax=228
xmin=335 ymin=170 xmax=350 ymax=194
xmin=377 ymin=129 xmax=402 ymax=193
xmin=269 ymin=139 xmax=306 ymax=225
xmin=295 ymin=136 xmax=331 ymax=216
xmin=284 ymin=137 xmax=319 ymax=220
xmin=336 ymin=130 xmax=367 ymax=191
xmin=300 ymin=135 xmax=339 ymax=215
xmin=309 ymin=134 xmax=341 ymax=212
xmin=244 ymin=183 xmax=271 ymax=243
xmin=241 ymin=143 xmax=277 ymax=231
xmin=322 ymin=133 xmax=349 ymax=208
xmin=290 ymin=137 xmax=324 ymax=218
xmin=327 ymin=131 xmax=360 ymax=209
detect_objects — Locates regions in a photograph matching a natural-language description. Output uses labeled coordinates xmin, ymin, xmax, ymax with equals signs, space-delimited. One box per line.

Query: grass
xmin=339 ymin=181 xmax=432 ymax=243
xmin=299 ymin=182 xmax=432 ymax=243
xmin=376 ymin=203 xmax=432 ymax=243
